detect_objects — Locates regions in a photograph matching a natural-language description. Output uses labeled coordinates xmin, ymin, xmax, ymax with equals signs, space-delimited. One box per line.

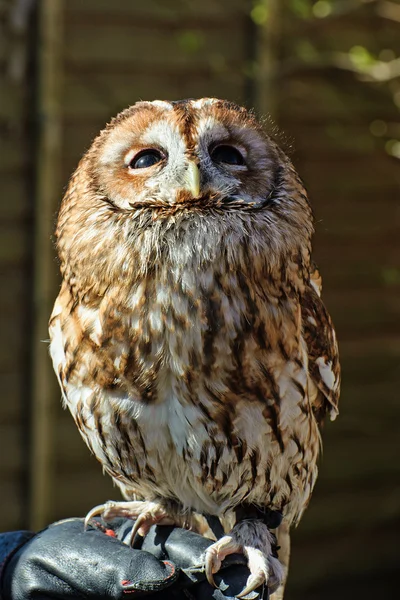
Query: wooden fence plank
xmin=29 ymin=0 xmax=64 ymax=531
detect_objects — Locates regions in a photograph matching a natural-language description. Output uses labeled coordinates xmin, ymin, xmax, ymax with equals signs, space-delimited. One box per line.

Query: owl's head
xmin=58 ymin=99 xmax=314 ymax=291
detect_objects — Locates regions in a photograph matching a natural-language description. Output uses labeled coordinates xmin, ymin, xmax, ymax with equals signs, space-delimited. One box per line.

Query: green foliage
xmin=312 ymin=1 xmax=332 ymax=18
xmin=176 ymin=30 xmax=205 ymax=54
xmin=381 ymin=267 xmax=400 ymax=286
xmin=369 ymin=120 xmax=388 ymax=137
xmin=250 ymin=1 xmax=269 ymax=25
xmin=348 ymin=45 xmax=377 ymax=68
xmin=289 ymin=0 xmax=312 ymax=19
xmin=294 ymin=39 xmax=319 ymax=61
xmin=385 ymin=138 xmax=400 ymax=158
xmin=271 ymin=0 xmax=400 ymax=162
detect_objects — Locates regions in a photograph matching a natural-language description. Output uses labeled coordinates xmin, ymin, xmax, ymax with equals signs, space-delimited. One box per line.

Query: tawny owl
xmin=49 ymin=99 xmax=340 ymax=599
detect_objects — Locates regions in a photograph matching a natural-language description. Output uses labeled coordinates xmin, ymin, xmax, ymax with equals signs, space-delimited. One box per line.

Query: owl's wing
xmin=301 ymin=265 xmax=340 ymax=425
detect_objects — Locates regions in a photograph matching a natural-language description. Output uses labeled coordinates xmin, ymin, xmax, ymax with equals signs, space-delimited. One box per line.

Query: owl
xmin=49 ymin=99 xmax=340 ymax=599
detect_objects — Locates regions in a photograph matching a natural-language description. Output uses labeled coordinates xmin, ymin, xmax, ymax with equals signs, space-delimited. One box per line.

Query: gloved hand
xmin=0 ymin=518 xmax=267 ymax=600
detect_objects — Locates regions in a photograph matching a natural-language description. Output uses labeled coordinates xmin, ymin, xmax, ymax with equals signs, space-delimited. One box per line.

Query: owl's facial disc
xmin=96 ymin=99 xmax=276 ymax=212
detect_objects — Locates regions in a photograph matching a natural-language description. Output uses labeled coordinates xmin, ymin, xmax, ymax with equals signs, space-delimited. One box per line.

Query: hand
xmin=0 ymin=518 xmax=267 ymax=600
xmin=0 ymin=518 xmax=176 ymax=600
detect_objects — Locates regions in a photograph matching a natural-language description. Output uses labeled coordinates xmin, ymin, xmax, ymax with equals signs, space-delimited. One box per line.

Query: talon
xmin=204 ymin=552 xmax=218 ymax=588
xmin=84 ymin=503 xmax=110 ymax=529
xmin=236 ymin=572 xmax=265 ymax=598
xmin=127 ymin=512 xmax=148 ymax=546
xmin=204 ymin=541 xmax=225 ymax=588
xmin=204 ymin=535 xmax=241 ymax=589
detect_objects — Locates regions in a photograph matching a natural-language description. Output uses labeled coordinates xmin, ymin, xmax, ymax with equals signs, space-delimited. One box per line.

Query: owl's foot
xmin=84 ymin=500 xmax=179 ymax=544
xmin=205 ymin=520 xmax=283 ymax=598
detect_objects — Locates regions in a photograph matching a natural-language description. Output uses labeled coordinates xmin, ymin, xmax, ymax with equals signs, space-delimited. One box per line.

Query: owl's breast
xmin=50 ymin=268 xmax=319 ymax=521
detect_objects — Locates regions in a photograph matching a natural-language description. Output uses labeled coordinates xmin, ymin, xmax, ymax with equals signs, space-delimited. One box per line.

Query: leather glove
xmin=139 ymin=523 xmax=268 ymax=600
xmin=0 ymin=518 xmax=267 ymax=600
xmin=0 ymin=518 xmax=177 ymax=600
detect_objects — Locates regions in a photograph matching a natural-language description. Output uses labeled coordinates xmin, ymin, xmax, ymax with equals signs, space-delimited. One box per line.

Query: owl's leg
xmin=205 ymin=520 xmax=284 ymax=598
xmin=84 ymin=500 xmax=187 ymax=543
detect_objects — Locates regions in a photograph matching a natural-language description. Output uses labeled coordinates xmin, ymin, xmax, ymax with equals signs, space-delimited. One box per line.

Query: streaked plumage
xmin=49 ymin=99 xmax=340 ymax=598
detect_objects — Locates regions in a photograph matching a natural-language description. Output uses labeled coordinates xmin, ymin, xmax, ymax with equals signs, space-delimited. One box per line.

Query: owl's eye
xmin=129 ymin=150 xmax=164 ymax=169
xmin=210 ymin=145 xmax=245 ymax=166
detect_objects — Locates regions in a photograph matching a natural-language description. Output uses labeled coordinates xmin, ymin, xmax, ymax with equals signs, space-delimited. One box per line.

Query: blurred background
xmin=1 ymin=0 xmax=399 ymax=598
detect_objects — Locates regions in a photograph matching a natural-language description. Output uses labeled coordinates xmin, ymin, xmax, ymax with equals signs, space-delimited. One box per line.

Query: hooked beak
xmin=183 ymin=161 xmax=201 ymax=198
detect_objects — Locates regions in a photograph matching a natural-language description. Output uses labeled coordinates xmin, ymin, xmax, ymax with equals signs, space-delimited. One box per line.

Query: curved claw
xmin=126 ymin=512 xmax=148 ymax=546
xmin=204 ymin=535 xmax=241 ymax=590
xmin=204 ymin=552 xmax=218 ymax=589
xmin=236 ymin=572 xmax=266 ymax=598
xmin=84 ymin=503 xmax=110 ymax=530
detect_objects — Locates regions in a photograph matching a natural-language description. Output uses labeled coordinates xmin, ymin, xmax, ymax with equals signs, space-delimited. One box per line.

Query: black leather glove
xmin=0 ymin=518 xmax=267 ymax=600
xmin=0 ymin=518 xmax=177 ymax=600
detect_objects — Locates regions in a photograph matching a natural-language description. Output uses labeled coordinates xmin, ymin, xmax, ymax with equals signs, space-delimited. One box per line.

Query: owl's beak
xmin=183 ymin=161 xmax=201 ymax=198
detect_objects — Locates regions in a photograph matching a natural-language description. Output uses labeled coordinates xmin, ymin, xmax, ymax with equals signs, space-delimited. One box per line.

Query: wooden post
xmin=29 ymin=0 xmax=63 ymax=530
xmin=252 ymin=0 xmax=282 ymax=122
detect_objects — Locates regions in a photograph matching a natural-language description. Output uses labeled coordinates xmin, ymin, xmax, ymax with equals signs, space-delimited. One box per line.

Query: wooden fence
xmin=0 ymin=1 xmax=399 ymax=597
